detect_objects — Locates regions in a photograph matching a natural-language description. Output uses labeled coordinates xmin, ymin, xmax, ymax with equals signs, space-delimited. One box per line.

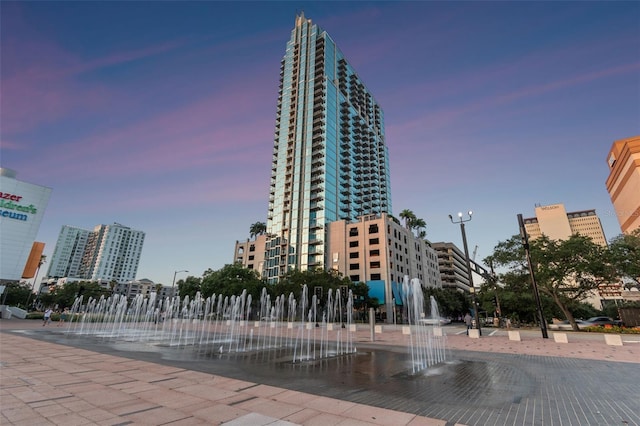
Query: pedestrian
xmin=464 ymin=312 xmax=472 ymax=335
xmin=58 ymin=307 xmax=70 ymax=327
xmin=43 ymin=308 xmax=53 ymax=326
xmin=506 ymin=317 xmax=512 ymax=330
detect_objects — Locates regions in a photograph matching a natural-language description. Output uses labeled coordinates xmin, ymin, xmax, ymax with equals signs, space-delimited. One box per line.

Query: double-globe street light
xmin=172 ymin=270 xmax=188 ymax=296
xmin=449 ymin=211 xmax=481 ymax=335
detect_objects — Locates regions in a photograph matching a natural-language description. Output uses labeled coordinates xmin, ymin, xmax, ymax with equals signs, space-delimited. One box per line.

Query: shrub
xmin=582 ymin=325 xmax=640 ymax=334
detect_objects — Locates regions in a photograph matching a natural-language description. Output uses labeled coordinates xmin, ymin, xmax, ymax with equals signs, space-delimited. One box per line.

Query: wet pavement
xmin=2 ymin=319 xmax=640 ymax=425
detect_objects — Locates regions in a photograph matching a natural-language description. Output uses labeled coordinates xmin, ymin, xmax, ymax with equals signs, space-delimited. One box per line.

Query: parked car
xmin=578 ymin=316 xmax=623 ymax=329
xmin=548 ymin=320 xmax=587 ymax=330
xmin=418 ymin=317 xmax=452 ymax=326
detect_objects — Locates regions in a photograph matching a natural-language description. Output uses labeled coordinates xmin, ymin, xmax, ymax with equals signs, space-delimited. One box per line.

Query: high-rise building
xmin=522 ymin=203 xmax=607 ymax=247
xmin=0 ymin=168 xmax=52 ymax=283
xmin=522 ymin=203 xmax=608 ymax=309
xmin=264 ymin=13 xmax=392 ymax=283
xmin=46 ymin=223 xmax=145 ymax=283
xmin=80 ymin=223 xmax=145 ymax=282
xmin=46 ymin=225 xmax=91 ymax=279
xmin=605 ymin=135 xmax=640 ymax=234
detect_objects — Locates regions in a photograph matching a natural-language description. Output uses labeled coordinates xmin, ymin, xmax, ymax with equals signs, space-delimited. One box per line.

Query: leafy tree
xmin=40 ymin=281 xmax=111 ymax=309
xmin=488 ymin=234 xmax=614 ymax=330
xmin=608 ymin=229 xmax=640 ymax=287
xmin=249 ymin=222 xmax=267 ymax=239
xmin=271 ymin=268 xmax=359 ymax=322
xmin=176 ymin=275 xmax=202 ymax=299
xmin=1 ymin=282 xmax=31 ymax=309
xmin=351 ymin=281 xmax=379 ymax=309
xmin=274 ymin=269 xmax=351 ymax=298
xmin=200 ymin=263 xmax=264 ymax=301
xmin=423 ymin=287 xmax=470 ymax=319
xmin=484 ymin=270 xmax=563 ymax=324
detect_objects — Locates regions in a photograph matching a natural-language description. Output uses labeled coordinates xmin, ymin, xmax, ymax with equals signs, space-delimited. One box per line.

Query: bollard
xmin=508 ymin=330 xmax=521 ymax=341
xmin=604 ymin=334 xmax=623 ymax=346
xmin=553 ymin=332 xmax=568 ymax=343
xmin=369 ymin=308 xmax=375 ymax=341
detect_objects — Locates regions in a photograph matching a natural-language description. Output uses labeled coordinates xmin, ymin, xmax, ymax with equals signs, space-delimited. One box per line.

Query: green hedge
xmin=581 ymin=325 xmax=640 ymax=334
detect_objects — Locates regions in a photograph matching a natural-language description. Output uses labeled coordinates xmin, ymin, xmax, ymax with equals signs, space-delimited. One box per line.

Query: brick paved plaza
xmin=1 ymin=319 xmax=639 ymax=425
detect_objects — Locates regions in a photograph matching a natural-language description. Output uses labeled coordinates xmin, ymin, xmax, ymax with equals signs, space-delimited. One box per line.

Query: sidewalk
xmin=2 ymin=319 xmax=639 ymax=425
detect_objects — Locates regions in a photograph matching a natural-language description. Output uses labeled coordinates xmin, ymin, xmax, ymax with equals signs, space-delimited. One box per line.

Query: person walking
xmin=43 ymin=308 xmax=53 ymax=326
xmin=464 ymin=312 xmax=472 ymax=335
xmin=58 ymin=307 xmax=70 ymax=327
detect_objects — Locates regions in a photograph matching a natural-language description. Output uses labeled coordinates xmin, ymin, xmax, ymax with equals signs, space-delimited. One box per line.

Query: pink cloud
xmin=18 ymin=66 xmax=277 ymax=183
xmin=388 ymin=61 xmax=640 ymax=139
xmin=1 ymin=27 xmax=186 ymax=137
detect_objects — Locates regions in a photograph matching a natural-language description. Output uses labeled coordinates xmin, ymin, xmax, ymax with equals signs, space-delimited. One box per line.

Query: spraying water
xmin=62 ymin=285 xmax=356 ymax=363
xmin=401 ymin=276 xmax=448 ymax=374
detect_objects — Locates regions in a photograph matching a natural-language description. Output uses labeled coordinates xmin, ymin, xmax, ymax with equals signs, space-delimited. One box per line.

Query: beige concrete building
xmin=523 ymin=203 xmax=607 ymax=247
xmin=234 ymin=234 xmax=267 ymax=277
xmin=432 ymin=242 xmax=473 ymax=293
xmin=326 ymin=213 xmax=441 ymax=321
xmin=605 ymin=135 xmax=640 ymax=234
xmin=523 ymin=203 xmax=609 ymax=309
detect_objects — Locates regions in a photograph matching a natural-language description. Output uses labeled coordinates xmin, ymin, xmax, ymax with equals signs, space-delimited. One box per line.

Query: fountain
xmin=401 ymin=276 xmax=448 ymax=374
xmin=58 ymin=278 xmax=446 ymax=374
xmin=62 ymin=284 xmax=357 ymax=363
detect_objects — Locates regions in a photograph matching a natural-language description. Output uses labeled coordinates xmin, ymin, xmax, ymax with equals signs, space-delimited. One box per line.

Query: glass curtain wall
xmin=266 ymin=13 xmax=391 ymax=283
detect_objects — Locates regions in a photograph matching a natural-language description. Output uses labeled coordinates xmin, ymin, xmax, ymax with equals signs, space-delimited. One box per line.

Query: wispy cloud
xmin=1 ymin=21 xmax=187 ymax=136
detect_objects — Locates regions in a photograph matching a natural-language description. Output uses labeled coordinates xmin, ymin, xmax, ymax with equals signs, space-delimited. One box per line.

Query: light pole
xmin=449 ymin=211 xmax=481 ymax=335
xmin=172 ymin=270 xmax=188 ymax=296
xmin=517 ymin=214 xmax=548 ymax=338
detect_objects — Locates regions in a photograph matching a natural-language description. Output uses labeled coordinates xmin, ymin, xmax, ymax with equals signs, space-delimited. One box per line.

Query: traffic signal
xmin=492 ymin=296 xmax=498 ymax=307
xmin=340 ymin=285 xmax=348 ymax=301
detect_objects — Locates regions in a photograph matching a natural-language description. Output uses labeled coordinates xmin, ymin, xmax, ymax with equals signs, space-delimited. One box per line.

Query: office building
xmin=522 ymin=203 xmax=608 ymax=308
xmin=327 ymin=213 xmax=441 ymax=318
xmin=522 ymin=203 xmax=607 ymax=247
xmin=264 ymin=13 xmax=392 ymax=283
xmin=605 ymin=135 xmax=640 ymax=234
xmin=46 ymin=223 xmax=145 ymax=283
xmin=0 ymin=168 xmax=52 ymax=283
xmin=234 ymin=234 xmax=267 ymax=276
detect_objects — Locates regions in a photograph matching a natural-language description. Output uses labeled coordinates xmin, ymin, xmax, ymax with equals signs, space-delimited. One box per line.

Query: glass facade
xmin=265 ymin=13 xmax=392 ymax=283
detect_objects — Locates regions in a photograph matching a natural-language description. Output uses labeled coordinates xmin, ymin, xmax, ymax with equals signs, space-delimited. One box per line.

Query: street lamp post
xmin=517 ymin=214 xmax=548 ymax=339
xmin=449 ymin=211 xmax=481 ymax=335
xmin=172 ymin=270 xmax=188 ymax=296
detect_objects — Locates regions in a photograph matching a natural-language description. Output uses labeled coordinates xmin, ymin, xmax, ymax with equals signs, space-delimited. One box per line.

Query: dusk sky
xmin=2 ymin=1 xmax=639 ymax=287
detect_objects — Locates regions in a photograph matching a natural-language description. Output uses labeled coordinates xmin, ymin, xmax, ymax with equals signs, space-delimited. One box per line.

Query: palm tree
xmin=399 ymin=209 xmax=416 ymax=230
xmin=413 ymin=218 xmax=427 ymax=238
xmin=249 ymin=222 xmax=267 ymax=239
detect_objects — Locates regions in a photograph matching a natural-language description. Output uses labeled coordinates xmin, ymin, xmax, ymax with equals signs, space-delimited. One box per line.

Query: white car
xmin=418 ymin=317 xmax=452 ymax=326
xmin=548 ymin=320 xmax=587 ymax=330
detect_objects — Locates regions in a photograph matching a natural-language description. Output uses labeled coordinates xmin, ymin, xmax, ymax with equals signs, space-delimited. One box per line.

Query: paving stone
xmin=2 ymin=320 xmax=639 ymax=426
